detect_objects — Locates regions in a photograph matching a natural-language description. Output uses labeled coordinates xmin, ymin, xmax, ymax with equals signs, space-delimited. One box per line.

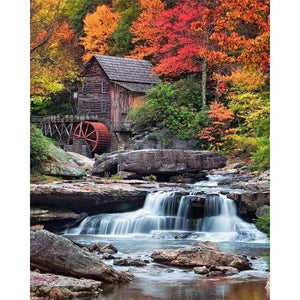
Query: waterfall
xmin=201 ymin=194 xmax=237 ymax=232
xmin=66 ymin=191 xmax=179 ymax=235
xmin=65 ymin=189 xmax=267 ymax=242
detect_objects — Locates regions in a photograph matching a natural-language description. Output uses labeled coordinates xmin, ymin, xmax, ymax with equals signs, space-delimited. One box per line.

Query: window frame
xmin=101 ymin=82 xmax=107 ymax=94
xmin=82 ymin=82 xmax=87 ymax=95
xmin=100 ymin=100 xmax=107 ymax=113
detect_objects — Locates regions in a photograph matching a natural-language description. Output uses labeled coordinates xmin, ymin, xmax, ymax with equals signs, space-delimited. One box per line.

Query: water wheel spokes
xmin=73 ymin=121 xmax=110 ymax=153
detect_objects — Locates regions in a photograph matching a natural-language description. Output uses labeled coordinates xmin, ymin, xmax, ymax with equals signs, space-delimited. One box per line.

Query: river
xmin=64 ymin=174 xmax=270 ymax=299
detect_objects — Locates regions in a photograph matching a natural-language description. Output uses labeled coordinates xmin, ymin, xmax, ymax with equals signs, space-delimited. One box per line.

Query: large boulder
xmin=39 ymin=144 xmax=94 ymax=178
xmin=93 ymin=149 xmax=226 ymax=178
xmin=30 ymin=181 xmax=148 ymax=215
xmin=227 ymin=192 xmax=270 ymax=220
xmin=151 ymin=241 xmax=251 ymax=271
xmin=30 ymin=230 xmax=131 ymax=283
xmin=30 ymin=271 xmax=103 ymax=299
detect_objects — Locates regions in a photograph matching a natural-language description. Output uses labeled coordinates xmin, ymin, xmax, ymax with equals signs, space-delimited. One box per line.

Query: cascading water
xmin=65 ymin=185 xmax=268 ymax=242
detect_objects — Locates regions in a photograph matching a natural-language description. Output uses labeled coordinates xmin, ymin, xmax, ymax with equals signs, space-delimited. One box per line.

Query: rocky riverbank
xmin=31 ymin=165 xmax=269 ymax=232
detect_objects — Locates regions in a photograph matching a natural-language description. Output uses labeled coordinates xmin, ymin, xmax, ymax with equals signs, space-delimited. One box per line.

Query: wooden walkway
xmin=31 ymin=114 xmax=99 ymax=145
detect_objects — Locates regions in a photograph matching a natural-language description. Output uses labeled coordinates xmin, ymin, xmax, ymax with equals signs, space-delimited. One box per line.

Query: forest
xmin=30 ymin=0 xmax=270 ymax=171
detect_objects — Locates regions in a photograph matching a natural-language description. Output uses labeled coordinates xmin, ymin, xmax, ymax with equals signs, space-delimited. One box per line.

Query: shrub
xmin=129 ymin=78 xmax=209 ymax=139
xmin=142 ymin=174 xmax=157 ymax=181
xmin=110 ymin=173 xmax=123 ymax=180
xmin=254 ymin=209 xmax=270 ymax=237
xmin=30 ymin=124 xmax=54 ymax=168
xmin=249 ymin=136 xmax=270 ymax=171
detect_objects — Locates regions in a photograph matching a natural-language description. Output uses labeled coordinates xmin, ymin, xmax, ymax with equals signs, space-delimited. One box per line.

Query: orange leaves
xmin=208 ymin=102 xmax=234 ymax=124
xmin=198 ymin=102 xmax=235 ymax=149
xmin=210 ymin=0 xmax=270 ymax=72
xmin=80 ymin=5 xmax=120 ymax=62
xmin=130 ymin=0 xmax=165 ymax=59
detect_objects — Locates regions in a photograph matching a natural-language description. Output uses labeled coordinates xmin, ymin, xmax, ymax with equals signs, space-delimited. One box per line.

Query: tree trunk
xmin=201 ymin=58 xmax=207 ymax=109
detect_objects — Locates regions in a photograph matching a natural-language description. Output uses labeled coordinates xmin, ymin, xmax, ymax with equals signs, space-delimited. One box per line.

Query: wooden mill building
xmin=34 ymin=55 xmax=160 ymax=156
xmin=76 ymin=55 xmax=160 ymax=150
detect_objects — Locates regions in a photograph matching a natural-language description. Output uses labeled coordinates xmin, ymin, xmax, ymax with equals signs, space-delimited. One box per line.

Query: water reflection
xmin=100 ymin=278 xmax=269 ymax=300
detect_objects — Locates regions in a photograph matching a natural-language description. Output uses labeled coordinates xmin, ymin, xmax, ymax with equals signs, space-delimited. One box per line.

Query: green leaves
xmin=129 ymin=78 xmax=209 ymax=139
xmin=30 ymin=125 xmax=54 ymax=167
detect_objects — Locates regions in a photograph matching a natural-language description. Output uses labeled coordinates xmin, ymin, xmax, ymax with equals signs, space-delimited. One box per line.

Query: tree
xmin=130 ymin=0 xmax=165 ymax=60
xmin=198 ymin=102 xmax=235 ymax=150
xmin=30 ymin=0 xmax=81 ymax=103
xmin=209 ymin=0 xmax=270 ymax=72
xmin=131 ymin=0 xmax=229 ymax=108
xmin=215 ymin=67 xmax=270 ymax=169
xmin=80 ymin=5 xmax=120 ymax=62
xmin=65 ymin=0 xmax=112 ymax=36
xmin=107 ymin=0 xmax=142 ymax=56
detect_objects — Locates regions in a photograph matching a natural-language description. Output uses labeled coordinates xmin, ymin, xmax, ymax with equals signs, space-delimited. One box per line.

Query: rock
xmin=102 ymin=253 xmax=115 ymax=260
xmin=151 ymin=243 xmax=251 ymax=271
xmin=113 ymin=258 xmax=147 ymax=267
xmin=31 ymin=182 xmax=148 ymax=215
xmin=93 ymin=149 xmax=226 ymax=177
xmin=128 ymin=130 xmax=198 ymax=151
xmin=119 ymin=171 xmax=141 ymax=180
xmin=39 ymin=145 xmax=95 ymax=178
xmin=227 ymin=192 xmax=270 ymax=220
xmin=211 ymin=266 xmax=239 ymax=274
xmin=90 ymin=243 xmax=102 ymax=252
xmin=207 ymin=271 xmax=224 ymax=277
xmin=166 ymin=269 xmax=174 ymax=273
xmin=101 ymin=248 xmax=115 ymax=255
xmin=192 ymin=241 xmax=220 ymax=251
xmin=100 ymin=243 xmax=118 ymax=253
xmin=30 ymin=224 xmax=44 ymax=231
xmin=30 ymin=271 xmax=102 ymax=299
xmin=30 ymin=230 xmax=131 ymax=283
xmin=30 ymin=208 xmax=81 ymax=228
xmin=64 ymin=151 xmax=94 ymax=171
xmin=265 ymin=275 xmax=270 ymax=291
xmin=193 ymin=266 xmax=209 ymax=274
xmin=255 ymin=205 xmax=270 ymax=218
xmin=49 ymin=287 xmax=72 ymax=299
xmin=175 ymin=232 xmax=192 ymax=239
xmin=230 ymin=162 xmax=246 ymax=169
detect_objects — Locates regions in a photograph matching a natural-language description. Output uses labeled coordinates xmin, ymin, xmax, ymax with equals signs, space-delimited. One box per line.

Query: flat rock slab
xmin=30 ymin=181 xmax=148 ymax=214
xmin=30 ymin=230 xmax=131 ymax=283
xmin=30 ymin=271 xmax=102 ymax=299
xmin=93 ymin=149 xmax=226 ymax=176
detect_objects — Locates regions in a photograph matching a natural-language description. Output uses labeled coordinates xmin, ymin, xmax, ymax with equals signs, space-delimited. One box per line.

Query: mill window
xmin=100 ymin=100 xmax=107 ymax=113
xmin=82 ymin=82 xmax=87 ymax=95
xmin=101 ymin=82 xmax=107 ymax=93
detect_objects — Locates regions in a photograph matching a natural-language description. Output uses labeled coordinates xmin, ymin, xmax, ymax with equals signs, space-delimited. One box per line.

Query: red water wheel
xmin=73 ymin=121 xmax=110 ymax=153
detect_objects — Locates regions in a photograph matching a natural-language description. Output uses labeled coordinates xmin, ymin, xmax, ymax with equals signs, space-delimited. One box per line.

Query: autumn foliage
xmin=30 ymin=0 xmax=80 ymax=101
xmin=80 ymin=5 xmax=120 ymax=62
xmin=31 ymin=0 xmax=270 ymax=170
xmin=198 ymin=102 xmax=235 ymax=150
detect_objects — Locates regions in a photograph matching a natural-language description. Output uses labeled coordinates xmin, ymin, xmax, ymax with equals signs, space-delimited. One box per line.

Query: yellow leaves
xmin=80 ymin=5 xmax=120 ymax=62
xmin=218 ymin=68 xmax=267 ymax=92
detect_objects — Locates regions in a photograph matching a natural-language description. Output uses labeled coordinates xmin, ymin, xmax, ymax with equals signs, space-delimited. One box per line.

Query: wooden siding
xmin=77 ymin=57 xmax=111 ymax=129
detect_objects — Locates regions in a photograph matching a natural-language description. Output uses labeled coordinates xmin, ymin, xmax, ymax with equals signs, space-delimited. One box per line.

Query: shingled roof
xmin=93 ymin=55 xmax=161 ymax=85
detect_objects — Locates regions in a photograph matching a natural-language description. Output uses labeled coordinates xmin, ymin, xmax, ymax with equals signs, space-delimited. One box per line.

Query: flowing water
xmin=64 ymin=174 xmax=270 ymax=299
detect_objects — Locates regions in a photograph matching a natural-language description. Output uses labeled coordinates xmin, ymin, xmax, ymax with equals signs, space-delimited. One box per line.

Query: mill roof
xmin=93 ymin=55 xmax=161 ymax=85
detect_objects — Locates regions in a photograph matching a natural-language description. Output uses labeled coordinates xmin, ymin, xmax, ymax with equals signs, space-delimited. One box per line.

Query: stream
xmin=64 ymin=174 xmax=270 ymax=300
